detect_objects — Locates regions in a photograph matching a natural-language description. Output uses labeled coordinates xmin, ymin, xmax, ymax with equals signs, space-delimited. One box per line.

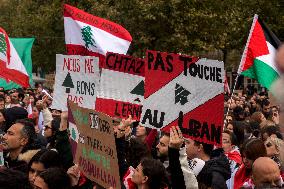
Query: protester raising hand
xmin=60 ymin=111 xmax=68 ymax=131
xmin=119 ymin=115 xmax=136 ymax=129
xmin=67 ymin=164 xmax=80 ymax=186
xmin=41 ymin=95 xmax=49 ymax=109
xmin=169 ymin=126 xmax=184 ymax=149
xmin=115 ymin=115 xmax=135 ymax=138
xmin=168 ymin=126 xmax=199 ymax=189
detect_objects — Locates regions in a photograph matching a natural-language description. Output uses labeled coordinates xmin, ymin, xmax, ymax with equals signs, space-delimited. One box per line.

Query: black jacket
xmin=197 ymin=154 xmax=231 ymax=189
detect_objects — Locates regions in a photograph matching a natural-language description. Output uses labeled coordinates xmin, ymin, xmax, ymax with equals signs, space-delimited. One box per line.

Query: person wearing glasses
xmin=43 ymin=112 xmax=73 ymax=170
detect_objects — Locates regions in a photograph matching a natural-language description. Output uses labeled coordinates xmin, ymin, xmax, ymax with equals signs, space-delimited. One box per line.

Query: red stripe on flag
xmin=0 ymin=61 xmax=29 ymax=88
xmin=145 ymin=50 xmax=199 ymax=98
xmin=242 ymin=20 xmax=269 ymax=71
xmin=162 ymin=93 xmax=224 ymax=146
xmin=96 ymin=98 xmax=142 ymax=121
xmin=64 ymin=4 xmax=132 ymax=42
xmin=66 ymin=44 xmax=105 ymax=67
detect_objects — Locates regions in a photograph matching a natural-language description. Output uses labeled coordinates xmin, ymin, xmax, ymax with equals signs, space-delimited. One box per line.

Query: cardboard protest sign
xmin=51 ymin=55 xmax=100 ymax=111
xmin=140 ymin=50 xmax=224 ymax=146
xmin=68 ymin=101 xmax=121 ymax=189
xmin=96 ymin=52 xmax=144 ymax=120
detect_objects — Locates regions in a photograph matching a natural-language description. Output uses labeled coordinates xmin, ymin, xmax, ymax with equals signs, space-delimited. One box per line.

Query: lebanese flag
xmin=96 ymin=52 xmax=144 ymax=120
xmin=140 ymin=50 xmax=224 ymax=146
xmin=238 ymin=15 xmax=282 ymax=90
xmin=0 ymin=27 xmax=30 ymax=87
xmin=63 ymin=4 xmax=132 ymax=63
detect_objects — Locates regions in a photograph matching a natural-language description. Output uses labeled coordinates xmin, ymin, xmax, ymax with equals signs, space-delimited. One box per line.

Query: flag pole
xmin=225 ymin=14 xmax=258 ymax=121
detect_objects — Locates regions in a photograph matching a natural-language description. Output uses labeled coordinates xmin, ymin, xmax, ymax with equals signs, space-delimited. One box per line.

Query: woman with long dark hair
xmin=232 ymin=138 xmax=267 ymax=189
xmin=43 ymin=117 xmax=60 ymax=149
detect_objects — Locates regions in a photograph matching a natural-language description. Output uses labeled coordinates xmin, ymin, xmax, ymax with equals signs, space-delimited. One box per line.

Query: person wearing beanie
xmin=3 ymin=106 xmax=28 ymax=132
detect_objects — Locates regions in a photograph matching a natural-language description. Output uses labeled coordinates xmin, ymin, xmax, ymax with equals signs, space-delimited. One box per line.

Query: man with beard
xmin=261 ymin=99 xmax=271 ymax=119
xmin=156 ymin=132 xmax=170 ymax=165
xmin=2 ymin=119 xmax=40 ymax=172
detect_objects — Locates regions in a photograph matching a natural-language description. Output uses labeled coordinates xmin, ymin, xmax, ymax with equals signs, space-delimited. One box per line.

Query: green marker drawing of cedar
xmin=0 ymin=33 xmax=7 ymax=55
xmin=62 ymin=72 xmax=74 ymax=93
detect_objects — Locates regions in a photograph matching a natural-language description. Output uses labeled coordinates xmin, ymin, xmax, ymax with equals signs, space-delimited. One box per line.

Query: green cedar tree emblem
xmin=62 ymin=72 xmax=74 ymax=93
xmin=81 ymin=26 xmax=96 ymax=49
xmin=0 ymin=33 xmax=7 ymax=55
xmin=71 ymin=127 xmax=76 ymax=140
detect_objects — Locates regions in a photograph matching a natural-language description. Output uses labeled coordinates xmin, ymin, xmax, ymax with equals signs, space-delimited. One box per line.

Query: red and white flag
xmin=96 ymin=52 xmax=144 ymax=120
xmin=27 ymin=99 xmax=33 ymax=119
xmin=140 ymin=50 xmax=225 ymax=146
xmin=0 ymin=27 xmax=30 ymax=87
xmin=64 ymin=4 xmax=132 ymax=62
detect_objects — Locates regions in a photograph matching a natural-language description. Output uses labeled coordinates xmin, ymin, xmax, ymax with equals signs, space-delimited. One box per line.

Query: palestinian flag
xmin=0 ymin=27 xmax=30 ymax=88
xmin=95 ymin=52 xmax=144 ymax=120
xmin=238 ymin=14 xmax=282 ymax=89
xmin=64 ymin=4 xmax=132 ymax=63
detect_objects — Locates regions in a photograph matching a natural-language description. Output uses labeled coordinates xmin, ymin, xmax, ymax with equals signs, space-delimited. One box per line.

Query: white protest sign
xmin=140 ymin=50 xmax=224 ymax=146
xmin=51 ymin=55 xmax=100 ymax=111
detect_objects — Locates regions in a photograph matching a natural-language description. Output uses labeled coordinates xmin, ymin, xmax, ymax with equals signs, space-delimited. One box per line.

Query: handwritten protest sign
xmin=96 ymin=52 xmax=144 ymax=120
xmin=140 ymin=50 xmax=224 ymax=146
xmin=68 ymin=101 xmax=121 ymax=189
xmin=51 ymin=55 xmax=100 ymax=111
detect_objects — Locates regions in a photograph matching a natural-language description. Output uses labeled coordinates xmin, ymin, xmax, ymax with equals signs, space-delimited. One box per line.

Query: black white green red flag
xmin=95 ymin=52 xmax=144 ymax=120
xmin=238 ymin=14 xmax=282 ymax=90
xmin=140 ymin=50 xmax=224 ymax=146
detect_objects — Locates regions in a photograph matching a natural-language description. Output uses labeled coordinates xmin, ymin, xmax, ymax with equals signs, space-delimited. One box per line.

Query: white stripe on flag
xmin=98 ymin=69 xmax=144 ymax=104
xmin=0 ymin=52 xmax=6 ymax=62
xmin=256 ymin=41 xmax=280 ymax=75
xmin=7 ymin=38 xmax=28 ymax=75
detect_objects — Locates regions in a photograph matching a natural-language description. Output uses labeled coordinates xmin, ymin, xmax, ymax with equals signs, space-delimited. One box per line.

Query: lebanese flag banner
xmin=238 ymin=14 xmax=281 ymax=90
xmin=140 ymin=50 xmax=224 ymax=146
xmin=0 ymin=27 xmax=30 ymax=87
xmin=64 ymin=4 xmax=132 ymax=64
xmin=96 ymin=52 xmax=144 ymax=120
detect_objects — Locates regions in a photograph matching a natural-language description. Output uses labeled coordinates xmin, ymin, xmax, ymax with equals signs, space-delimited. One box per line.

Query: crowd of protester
xmin=0 ymin=47 xmax=283 ymax=189
xmin=0 ymin=81 xmax=282 ymax=189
